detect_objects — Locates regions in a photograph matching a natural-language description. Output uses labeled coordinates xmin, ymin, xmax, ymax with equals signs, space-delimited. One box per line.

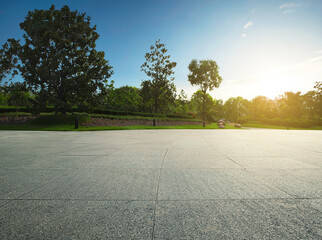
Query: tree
xmin=4 ymin=82 xmax=31 ymax=117
xmin=188 ymin=59 xmax=222 ymax=127
xmin=0 ymin=39 xmax=20 ymax=84
xmin=213 ymin=99 xmax=224 ymax=119
xmin=313 ymin=81 xmax=322 ymax=117
xmin=172 ymin=89 xmax=189 ymax=116
xmin=0 ymin=87 xmax=7 ymax=105
xmin=106 ymin=86 xmax=142 ymax=112
xmin=249 ymin=96 xmax=277 ymax=120
xmin=190 ymin=90 xmax=216 ymax=121
xmin=140 ymin=40 xmax=177 ymax=113
xmin=0 ymin=5 xmax=113 ymax=114
xmin=302 ymin=91 xmax=316 ymax=118
xmin=278 ymin=92 xmax=303 ymax=118
xmin=224 ymin=96 xmax=249 ymax=123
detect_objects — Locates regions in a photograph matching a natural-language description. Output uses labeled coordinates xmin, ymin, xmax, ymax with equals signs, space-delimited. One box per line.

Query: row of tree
xmin=0 ymin=5 xmax=222 ymax=127
xmin=1 ymin=80 xmax=321 ymax=120
xmin=0 ymin=5 xmax=321 ymax=127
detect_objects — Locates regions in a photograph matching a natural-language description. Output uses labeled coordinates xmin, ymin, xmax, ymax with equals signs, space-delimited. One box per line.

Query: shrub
xmin=30 ymin=114 xmax=90 ymax=125
xmin=262 ymin=118 xmax=321 ymax=128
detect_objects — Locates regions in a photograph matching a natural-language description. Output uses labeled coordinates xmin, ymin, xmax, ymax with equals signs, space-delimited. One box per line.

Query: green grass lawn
xmin=0 ymin=123 xmax=237 ymax=131
xmin=1 ymin=114 xmax=320 ymax=131
xmin=243 ymin=123 xmax=322 ymax=130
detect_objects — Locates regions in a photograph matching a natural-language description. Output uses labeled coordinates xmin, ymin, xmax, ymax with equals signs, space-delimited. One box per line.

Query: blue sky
xmin=1 ymin=0 xmax=321 ymax=100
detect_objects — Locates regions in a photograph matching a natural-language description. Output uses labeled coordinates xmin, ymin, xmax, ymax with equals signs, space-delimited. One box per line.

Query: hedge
xmin=0 ymin=106 xmax=193 ymax=119
xmin=262 ymin=118 xmax=322 ymax=128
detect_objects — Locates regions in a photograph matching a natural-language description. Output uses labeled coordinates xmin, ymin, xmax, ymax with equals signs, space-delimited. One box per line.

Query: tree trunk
xmin=202 ymin=90 xmax=206 ymax=127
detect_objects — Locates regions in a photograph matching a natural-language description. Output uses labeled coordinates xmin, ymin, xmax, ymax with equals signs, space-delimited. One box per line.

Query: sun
xmin=257 ymin=75 xmax=293 ymax=99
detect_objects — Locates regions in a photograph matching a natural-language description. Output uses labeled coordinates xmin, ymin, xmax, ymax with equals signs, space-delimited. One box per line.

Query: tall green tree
xmin=173 ymin=89 xmax=189 ymax=116
xmin=224 ymin=96 xmax=249 ymax=122
xmin=250 ymin=96 xmax=277 ymax=120
xmin=140 ymin=40 xmax=177 ymax=113
xmin=4 ymin=82 xmax=31 ymax=117
xmin=0 ymin=5 xmax=113 ymax=114
xmin=278 ymin=92 xmax=303 ymax=118
xmin=313 ymin=81 xmax=322 ymax=117
xmin=213 ymin=99 xmax=224 ymax=119
xmin=106 ymin=86 xmax=142 ymax=112
xmin=302 ymin=91 xmax=316 ymax=118
xmin=190 ymin=90 xmax=216 ymax=121
xmin=0 ymin=87 xmax=7 ymax=105
xmin=188 ymin=59 xmax=222 ymax=127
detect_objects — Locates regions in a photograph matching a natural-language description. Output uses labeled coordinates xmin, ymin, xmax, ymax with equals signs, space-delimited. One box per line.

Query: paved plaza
xmin=0 ymin=129 xmax=321 ymax=239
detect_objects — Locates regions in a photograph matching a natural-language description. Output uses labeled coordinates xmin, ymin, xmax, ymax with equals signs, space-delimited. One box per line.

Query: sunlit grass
xmin=243 ymin=123 xmax=322 ymax=130
xmin=0 ymin=123 xmax=237 ymax=131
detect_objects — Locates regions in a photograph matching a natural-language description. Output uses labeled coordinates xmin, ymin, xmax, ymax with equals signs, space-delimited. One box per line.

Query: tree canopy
xmin=0 ymin=5 xmax=113 ymax=114
xmin=188 ymin=59 xmax=222 ymax=126
xmin=140 ymin=40 xmax=177 ymax=113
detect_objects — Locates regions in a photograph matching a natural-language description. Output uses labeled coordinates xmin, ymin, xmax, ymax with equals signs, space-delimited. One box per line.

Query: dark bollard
xmin=203 ymin=121 xmax=205 ymax=128
xmin=75 ymin=117 xmax=79 ymax=129
xmin=153 ymin=119 xmax=156 ymax=127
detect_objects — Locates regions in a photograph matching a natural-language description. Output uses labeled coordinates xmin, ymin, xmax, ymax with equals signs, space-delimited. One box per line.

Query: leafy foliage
xmin=140 ymin=40 xmax=177 ymax=113
xmin=0 ymin=5 xmax=113 ymax=114
xmin=105 ymin=86 xmax=142 ymax=112
xmin=224 ymin=96 xmax=249 ymax=123
xmin=188 ymin=59 xmax=222 ymax=125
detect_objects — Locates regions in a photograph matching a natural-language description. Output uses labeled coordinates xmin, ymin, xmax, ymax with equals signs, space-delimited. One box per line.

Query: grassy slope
xmin=0 ymin=114 xmax=234 ymax=131
xmin=88 ymin=113 xmax=200 ymax=122
xmin=0 ymin=123 xmax=236 ymax=131
xmin=1 ymin=114 xmax=320 ymax=131
xmin=243 ymin=123 xmax=322 ymax=130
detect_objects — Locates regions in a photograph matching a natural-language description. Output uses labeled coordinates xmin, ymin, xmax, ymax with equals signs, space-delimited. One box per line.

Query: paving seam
xmin=201 ymin=135 xmax=247 ymax=170
xmin=151 ymin=148 xmax=169 ymax=240
xmin=0 ymin=198 xmax=156 ymax=202
xmin=201 ymin=135 xmax=296 ymax=198
xmin=272 ymin=141 xmax=322 ymax=154
xmin=0 ymin=167 xmax=81 ymax=211
xmin=244 ymin=168 xmax=296 ymax=198
xmin=2 ymin=197 xmax=320 ymax=202
xmin=12 ymin=168 xmax=82 ymax=201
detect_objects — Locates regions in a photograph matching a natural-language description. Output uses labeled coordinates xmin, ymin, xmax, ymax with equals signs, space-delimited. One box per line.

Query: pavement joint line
xmin=0 ymin=198 xmax=156 ymax=202
xmin=1 ymin=197 xmax=320 ymax=202
xmin=271 ymin=141 xmax=322 ymax=154
xmin=9 ymin=197 xmax=322 ymax=201
xmin=201 ymin=136 xmax=248 ymax=170
xmin=2 ymin=166 xmax=320 ymax=170
xmin=0 ymin=167 xmax=162 ymax=170
xmin=245 ymin=168 xmax=296 ymax=198
xmin=151 ymin=148 xmax=169 ymax=240
xmin=12 ymin=168 xmax=81 ymax=200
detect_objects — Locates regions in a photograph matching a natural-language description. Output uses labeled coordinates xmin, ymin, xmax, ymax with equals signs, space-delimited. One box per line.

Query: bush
xmin=91 ymin=108 xmax=192 ymax=119
xmin=30 ymin=114 xmax=90 ymax=125
xmin=0 ymin=105 xmax=198 ymax=120
xmin=262 ymin=118 xmax=321 ymax=128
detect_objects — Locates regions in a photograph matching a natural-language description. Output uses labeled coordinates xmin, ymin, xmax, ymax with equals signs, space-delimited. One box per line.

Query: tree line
xmin=0 ymin=5 xmax=321 ymax=128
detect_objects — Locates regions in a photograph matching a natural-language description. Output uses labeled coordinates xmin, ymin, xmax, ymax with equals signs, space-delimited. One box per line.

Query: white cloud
xmin=241 ymin=33 xmax=247 ymax=38
xmin=279 ymin=2 xmax=301 ymax=14
xmin=279 ymin=2 xmax=301 ymax=9
xmin=282 ymin=9 xmax=295 ymax=14
xmin=243 ymin=21 xmax=253 ymax=29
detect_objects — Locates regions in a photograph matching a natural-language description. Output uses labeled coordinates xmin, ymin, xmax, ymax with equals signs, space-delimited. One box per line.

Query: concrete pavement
xmin=0 ymin=129 xmax=321 ymax=239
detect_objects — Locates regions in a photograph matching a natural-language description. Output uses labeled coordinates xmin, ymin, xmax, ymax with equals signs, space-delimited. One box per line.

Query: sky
xmin=0 ymin=0 xmax=321 ymax=101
